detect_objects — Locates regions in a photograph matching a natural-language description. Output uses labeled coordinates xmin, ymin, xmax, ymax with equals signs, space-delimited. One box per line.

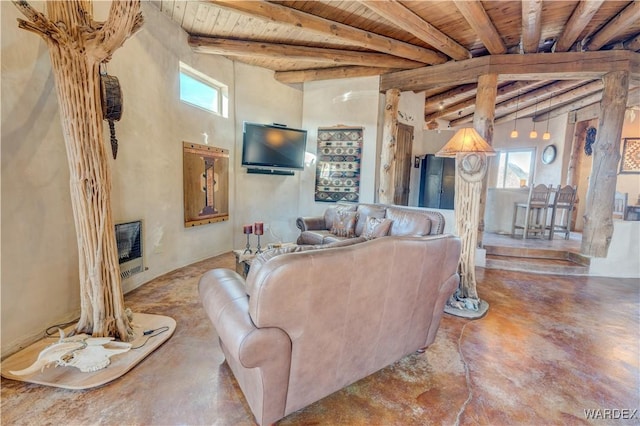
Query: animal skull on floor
xmin=10 ymin=331 xmax=132 ymax=375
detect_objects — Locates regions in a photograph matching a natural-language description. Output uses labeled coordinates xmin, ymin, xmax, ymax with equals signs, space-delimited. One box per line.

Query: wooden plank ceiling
xmin=153 ymin=0 xmax=640 ymax=127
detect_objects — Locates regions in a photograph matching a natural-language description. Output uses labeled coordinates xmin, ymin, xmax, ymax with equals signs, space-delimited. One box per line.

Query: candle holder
xmin=254 ymin=222 xmax=264 ymax=254
xmin=256 ymin=235 xmax=262 ymax=254
xmin=243 ymin=225 xmax=253 ymax=254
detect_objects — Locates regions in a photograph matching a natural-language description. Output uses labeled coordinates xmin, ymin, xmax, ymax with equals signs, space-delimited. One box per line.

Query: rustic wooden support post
xmin=473 ymin=73 xmax=498 ymax=247
xmin=14 ymin=1 xmax=143 ymax=341
xmin=581 ymin=71 xmax=629 ymax=257
xmin=379 ymin=89 xmax=400 ymax=204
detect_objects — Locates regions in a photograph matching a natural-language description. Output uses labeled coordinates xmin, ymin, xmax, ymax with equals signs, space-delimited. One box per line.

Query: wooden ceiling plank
xmin=359 ymin=0 xmax=471 ymax=60
xmin=188 ymin=36 xmax=424 ymax=69
xmin=584 ymin=1 xmax=640 ymax=51
xmin=380 ymin=51 xmax=639 ymax=92
xmin=424 ymin=83 xmax=478 ymax=109
xmin=522 ymin=0 xmax=543 ymax=53
xmin=453 ymin=0 xmax=507 ymax=54
xmin=553 ymin=0 xmax=605 ymax=52
xmin=568 ymin=86 xmax=640 ymax=122
xmin=624 ymin=33 xmax=640 ymax=51
xmin=180 ymin=2 xmax=201 ymax=34
xmin=492 ymin=80 xmax=605 ymax=125
xmin=207 ymin=0 xmax=447 ymax=64
xmin=274 ymin=66 xmax=395 ymax=84
xmin=438 ymin=80 xmax=560 ymax=123
xmin=450 ymin=80 xmax=596 ymax=126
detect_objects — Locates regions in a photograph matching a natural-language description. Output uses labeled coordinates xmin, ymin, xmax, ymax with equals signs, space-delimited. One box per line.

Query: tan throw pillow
xmin=331 ymin=210 xmax=358 ymax=237
xmin=362 ymin=216 xmax=393 ymax=240
xmin=324 ymin=203 xmax=357 ymax=230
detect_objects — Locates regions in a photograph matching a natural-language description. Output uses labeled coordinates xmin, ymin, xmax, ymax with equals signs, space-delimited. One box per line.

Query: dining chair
xmin=547 ymin=185 xmax=577 ymax=240
xmin=613 ymin=192 xmax=628 ymax=220
xmin=512 ymin=183 xmax=552 ymax=239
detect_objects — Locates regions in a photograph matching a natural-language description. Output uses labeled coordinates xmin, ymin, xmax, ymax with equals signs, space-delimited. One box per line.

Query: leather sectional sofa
xmin=199 ymin=222 xmax=461 ymax=425
xmin=296 ymin=202 xmax=446 ymax=245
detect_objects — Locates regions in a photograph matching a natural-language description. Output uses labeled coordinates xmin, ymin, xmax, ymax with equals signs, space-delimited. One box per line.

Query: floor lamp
xmin=436 ymin=128 xmax=496 ymax=319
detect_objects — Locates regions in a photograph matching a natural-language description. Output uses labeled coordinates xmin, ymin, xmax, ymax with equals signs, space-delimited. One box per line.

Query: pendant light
xmin=542 ymin=94 xmax=552 ymax=140
xmin=510 ymin=91 xmax=520 ymax=138
xmin=529 ymin=97 xmax=538 ymax=139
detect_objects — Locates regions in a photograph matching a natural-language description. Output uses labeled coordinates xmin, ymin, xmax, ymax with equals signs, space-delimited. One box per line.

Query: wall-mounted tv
xmin=241 ymin=122 xmax=308 ymax=175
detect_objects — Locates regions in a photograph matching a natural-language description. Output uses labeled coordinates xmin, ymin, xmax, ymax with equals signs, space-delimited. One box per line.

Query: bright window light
xmin=496 ymin=149 xmax=534 ymax=188
xmin=179 ymin=62 xmax=228 ymax=117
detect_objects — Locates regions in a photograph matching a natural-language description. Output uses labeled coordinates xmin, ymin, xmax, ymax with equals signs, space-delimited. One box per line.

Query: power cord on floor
xmin=131 ymin=326 xmax=170 ymax=349
xmin=44 ymin=320 xmax=78 ymax=337
xmin=454 ymin=320 xmax=474 ymax=426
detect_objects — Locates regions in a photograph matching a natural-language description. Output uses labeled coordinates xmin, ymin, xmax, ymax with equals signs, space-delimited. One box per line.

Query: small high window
xmin=179 ymin=62 xmax=228 ymax=117
xmin=496 ymin=149 xmax=534 ymax=188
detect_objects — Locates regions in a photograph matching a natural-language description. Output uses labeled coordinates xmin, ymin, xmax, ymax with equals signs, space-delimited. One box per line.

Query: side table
xmin=232 ymin=250 xmax=255 ymax=279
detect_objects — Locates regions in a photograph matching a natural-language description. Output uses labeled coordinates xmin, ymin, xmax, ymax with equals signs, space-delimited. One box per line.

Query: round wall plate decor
xmin=542 ymin=144 xmax=556 ymax=164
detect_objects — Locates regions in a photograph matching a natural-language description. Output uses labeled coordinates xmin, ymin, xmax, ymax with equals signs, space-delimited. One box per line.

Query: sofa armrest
xmin=296 ymin=216 xmax=326 ymax=231
xmin=199 ymin=269 xmax=292 ymax=426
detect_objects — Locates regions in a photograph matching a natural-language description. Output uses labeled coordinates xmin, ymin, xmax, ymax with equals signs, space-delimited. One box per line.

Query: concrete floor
xmin=1 ymin=251 xmax=638 ymax=425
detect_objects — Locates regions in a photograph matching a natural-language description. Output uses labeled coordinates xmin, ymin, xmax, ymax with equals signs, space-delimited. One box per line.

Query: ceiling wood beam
xmin=584 ymin=1 xmax=640 ymax=51
xmin=207 ymin=0 xmax=447 ymax=65
xmin=274 ymin=66 xmax=395 ymax=84
xmin=553 ymin=0 xmax=604 ymax=52
xmin=425 ymin=80 xmax=542 ymax=122
xmin=624 ymin=33 xmax=640 ymax=51
xmin=522 ymin=0 xmax=543 ymax=53
xmin=380 ymin=50 xmax=639 ymax=92
xmin=424 ymin=83 xmax=478 ymax=110
xmin=359 ymin=0 xmax=470 ymax=60
xmin=491 ymin=80 xmax=605 ymax=125
xmin=188 ymin=36 xmax=424 ymax=69
xmin=453 ymin=0 xmax=507 ymax=54
xmin=449 ymin=80 xmax=589 ymax=126
xmin=567 ymin=86 xmax=640 ymax=122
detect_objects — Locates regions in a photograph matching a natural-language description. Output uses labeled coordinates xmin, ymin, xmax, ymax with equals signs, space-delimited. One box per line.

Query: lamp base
xmin=444 ymin=299 xmax=489 ymax=320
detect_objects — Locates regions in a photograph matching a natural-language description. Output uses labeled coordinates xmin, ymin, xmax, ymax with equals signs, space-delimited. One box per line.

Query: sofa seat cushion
xmin=297 ymin=230 xmax=333 ymax=245
xmin=386 ymin=207 xmax=432 ymax=236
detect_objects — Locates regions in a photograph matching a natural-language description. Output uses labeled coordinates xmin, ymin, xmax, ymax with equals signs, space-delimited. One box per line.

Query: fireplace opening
xmin=115 ymin=220 xmax=143 ymax=279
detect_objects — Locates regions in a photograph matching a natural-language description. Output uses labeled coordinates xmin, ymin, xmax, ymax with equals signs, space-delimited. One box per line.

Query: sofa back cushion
xmin=386 ymin=207 xmax=432 ymax=236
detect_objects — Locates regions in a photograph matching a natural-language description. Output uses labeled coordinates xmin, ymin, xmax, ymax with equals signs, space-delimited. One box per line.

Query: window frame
xmin=495 ymin=148 xmax=536 ymax=189
xmin=179 ymin=62 xmax=228 ymax=117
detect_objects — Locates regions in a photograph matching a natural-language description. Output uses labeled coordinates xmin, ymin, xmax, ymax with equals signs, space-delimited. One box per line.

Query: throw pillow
xmin=362 ymin=216 xmax=393 ymax=240
xmin=324 ymin=203 xmax=357 ymax=230
xmin=330 ymin=210 xmax=358 ymax=237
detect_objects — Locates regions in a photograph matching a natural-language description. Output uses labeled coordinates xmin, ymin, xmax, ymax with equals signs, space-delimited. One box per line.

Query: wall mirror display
xmin=183 ymin=142 xmax=229 ymax=227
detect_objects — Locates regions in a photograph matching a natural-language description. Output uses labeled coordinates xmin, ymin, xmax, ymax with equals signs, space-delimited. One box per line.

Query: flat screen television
xmin=241 ymin=122 xmax=308 ymax=173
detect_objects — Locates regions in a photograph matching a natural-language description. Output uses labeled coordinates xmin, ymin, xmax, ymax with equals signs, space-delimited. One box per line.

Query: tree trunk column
xmin=49 ymin=47 xmax=131 ymax=340
xmin=473 ymin=73 xmax=498 ymax=247
xmin=379 ymin=89 xmax=400 ymax=204
xmin=581 ymin=70 xmax=629 ymax=257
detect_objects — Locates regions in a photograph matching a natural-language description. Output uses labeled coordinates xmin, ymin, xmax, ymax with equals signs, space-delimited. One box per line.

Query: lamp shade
xmin=436 ymin=128 xmax=496 ymax=158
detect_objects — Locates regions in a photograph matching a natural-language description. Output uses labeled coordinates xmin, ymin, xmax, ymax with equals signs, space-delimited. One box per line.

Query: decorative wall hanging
xmin=620 ymin=137 xmax=640 ymax=174
xmin=315 ymin=126 xmax=363 ymax=203
xmin=584 ymin=126 xmax=597 ymax=156
xmin=100 ymin=68 xmax=123 ymax=159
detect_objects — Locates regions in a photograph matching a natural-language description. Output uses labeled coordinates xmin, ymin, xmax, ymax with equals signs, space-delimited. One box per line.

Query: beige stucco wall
xmin=299 ymin=77 xmax=382 ymax=217
xmin=1 ymin=2 xmax=303 ymax=357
